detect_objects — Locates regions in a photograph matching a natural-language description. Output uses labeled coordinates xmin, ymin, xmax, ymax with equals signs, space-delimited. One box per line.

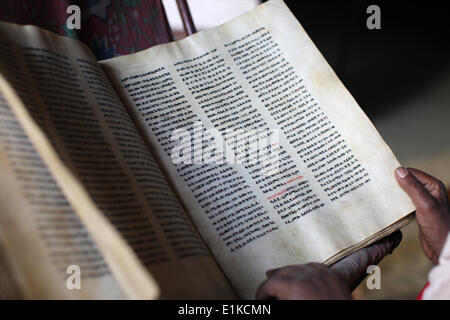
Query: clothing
xmin=0 ymin=0 xmax=172 ymax=60
xmin=423 ymin=232 xmax=450 ymax=299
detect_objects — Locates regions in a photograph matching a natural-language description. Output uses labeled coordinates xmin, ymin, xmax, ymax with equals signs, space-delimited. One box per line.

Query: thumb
xmin=331 ymin=231 xmax=402 ymax=290
xmin=395 ymin=167 xmax=437 ymax=212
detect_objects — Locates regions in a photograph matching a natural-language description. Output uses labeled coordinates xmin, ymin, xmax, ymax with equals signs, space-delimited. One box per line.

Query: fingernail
xmin=266 ymin=268 xmax=278 ymax=276
xmin=396 ymin=167 xmax=408 ymax=178
xmin=390 ymin=231 xmax=403 ymax=252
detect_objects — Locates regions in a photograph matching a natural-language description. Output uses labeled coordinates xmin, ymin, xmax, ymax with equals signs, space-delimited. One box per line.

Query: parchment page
xmin=0 ymin=22 xmax=235 ymax=299
xmin=0 ymin=76 xmax=153 ymax=299
xmin=101 ymin=0 xmax=415 ymax=298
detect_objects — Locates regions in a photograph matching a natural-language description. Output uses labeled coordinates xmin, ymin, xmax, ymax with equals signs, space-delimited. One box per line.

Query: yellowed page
xmin=0 ymin=75 xmax=155 ymax=299
xmin=0 ymin=22 xmax=235 ymax=299
xmin=101 ymin=0 xmax=415 ymax=298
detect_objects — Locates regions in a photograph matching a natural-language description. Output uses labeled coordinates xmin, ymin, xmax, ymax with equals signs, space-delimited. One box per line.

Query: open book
xmin=0 ymin=0 xmax=414 ymax=299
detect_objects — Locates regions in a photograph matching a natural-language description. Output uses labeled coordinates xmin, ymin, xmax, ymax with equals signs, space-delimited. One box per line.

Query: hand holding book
xmin=256 ymin=229 xmax=402 ymax=299
xmin=395 ymin=168 xmax=450 ymax=265
xmin=256 ymin=167 xmax=450 ymax=299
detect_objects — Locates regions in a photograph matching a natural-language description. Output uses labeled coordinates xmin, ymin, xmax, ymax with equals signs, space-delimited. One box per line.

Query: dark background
xmin=273 ymin=0 xmax=450 ymax=118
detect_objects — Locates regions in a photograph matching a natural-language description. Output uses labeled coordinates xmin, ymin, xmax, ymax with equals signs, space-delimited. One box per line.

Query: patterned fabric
xmin=0 ymin=0 xmax=173 ymax=60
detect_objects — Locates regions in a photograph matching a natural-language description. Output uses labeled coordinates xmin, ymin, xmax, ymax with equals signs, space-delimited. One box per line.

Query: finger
xmin=365 ymin=230 xmax=403 ymax=259
xmin=255 ymin=276 xmax=287 ymax=300
xmin=395 ymin=167 xmax=438 ymax=211
xmin=255 ymin=279 xmax=275 ymax=300
xmin=266 ymin=268 xmax=278 ymax=277
xmin=331 ymin=231 xmax=402 ymax=289
xmin=331 ymin=231 xmax=402 ymax=273
xmin=408 ymin=168 xmax=448 ymax=206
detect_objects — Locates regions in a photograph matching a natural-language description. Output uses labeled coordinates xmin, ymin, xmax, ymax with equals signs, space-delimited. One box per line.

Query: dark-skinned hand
xmin=395 ymin=167 xmax=450 ymax=264
xmin=256 ymin=167 xmax=450 ymax=299
xmin=256 ymin=231 xmax=402 ymax=299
